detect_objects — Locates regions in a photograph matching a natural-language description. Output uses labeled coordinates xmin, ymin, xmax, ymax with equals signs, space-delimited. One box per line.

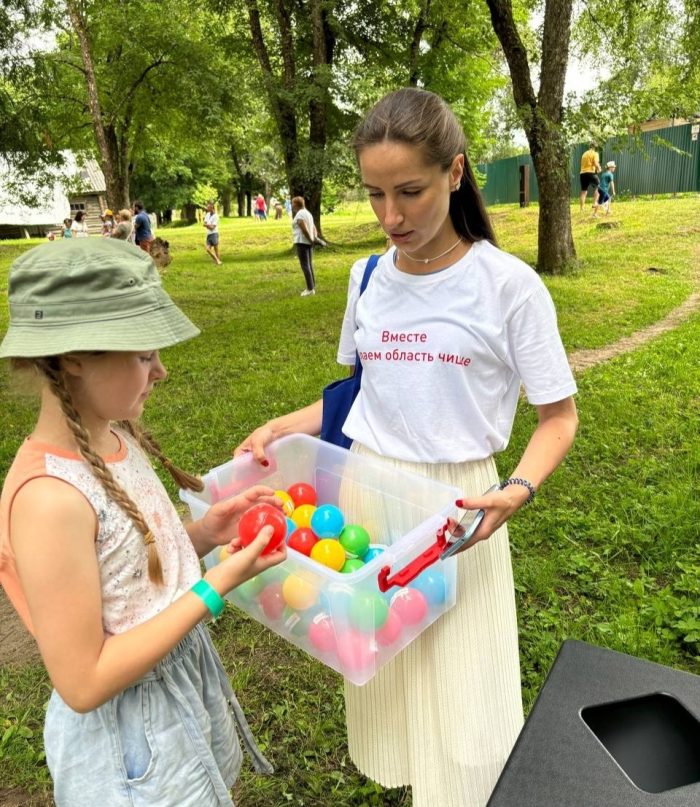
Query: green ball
xmin=348 ymin=591 xmax=388 ymax=632
xmin=339 ymin=524 xmax=371 ymax=559
xmin=234 ymin=575 xmax=265 ymax=603
xmin=341 ymin=558 xmax=366 ymax=574
xmin=282 ymin=605 xmax=313 ymax=637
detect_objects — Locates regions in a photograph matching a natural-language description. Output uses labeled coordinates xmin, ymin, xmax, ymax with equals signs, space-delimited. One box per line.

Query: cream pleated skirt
xmin=344 ymin=445 xmax=524 ymax=807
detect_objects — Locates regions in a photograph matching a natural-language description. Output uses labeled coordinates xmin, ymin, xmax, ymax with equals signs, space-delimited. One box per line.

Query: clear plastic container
xmin=180 ymin=434 xmax=461 ymax=685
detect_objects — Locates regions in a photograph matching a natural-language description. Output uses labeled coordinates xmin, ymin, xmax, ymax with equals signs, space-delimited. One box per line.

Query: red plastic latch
xmin=377 ymin=523 xmax=449 ymax=592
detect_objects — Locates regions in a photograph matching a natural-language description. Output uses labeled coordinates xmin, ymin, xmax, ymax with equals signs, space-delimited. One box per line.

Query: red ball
xmin=237 ymin=503 xmax=287 ymax=555
xmin=287 ymin=481 xmax=317 ymax=508
xmin=336 ymin=629 xmax=376 ymax=676
xmin=390 ymin=588 xmax=429 ymax=626
xmin=308 ymin=612 xmax=337 ymax=653
xmin=375 ymin=608 xmax=403 ymax=646
xmin=287 ymin=527 xmax=318 ymax=556
xmin=258 ymin=582 xmax=285 ymax=621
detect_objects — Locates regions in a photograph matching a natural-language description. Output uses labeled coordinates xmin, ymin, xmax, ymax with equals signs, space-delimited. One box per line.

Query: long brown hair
xmin=17 ymin=356 xmax=203 ymax=586
xmin=351 ymin=87 xmax=496 ymax=245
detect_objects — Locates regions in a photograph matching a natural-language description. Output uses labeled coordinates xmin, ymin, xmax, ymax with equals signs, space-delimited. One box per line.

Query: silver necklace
xmin=399 ymin=236 xmax=464 ymax=265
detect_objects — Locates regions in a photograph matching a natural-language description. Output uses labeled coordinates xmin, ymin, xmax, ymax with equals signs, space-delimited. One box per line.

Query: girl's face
xmin=359 ymin=141 xmax=464 ymax=260
xmin=64 ymin=351 xmax=167 ymax=423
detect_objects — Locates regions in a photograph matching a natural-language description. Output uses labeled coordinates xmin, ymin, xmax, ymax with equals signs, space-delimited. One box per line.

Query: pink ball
xmin=308 ymin=612 xmax=337 ymax=653
xmin=375 ymin=608 xmax=403 ymax=646
xmin=258 ymin=582 xmax=285 ymax=621
xmin=390 ymin=588 xmax=429 ymax=626
xmin=336 ymin=629 xmax=376 ymax=675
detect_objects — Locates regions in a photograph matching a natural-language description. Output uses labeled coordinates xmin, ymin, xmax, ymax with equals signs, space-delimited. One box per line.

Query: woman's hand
xmin=233 ymin=423 xmax=276 ymax=464
xmin=448 ymin=484 xmax=531 ymax=553
xmin=199 ymin=485 xmax=282 ymax=548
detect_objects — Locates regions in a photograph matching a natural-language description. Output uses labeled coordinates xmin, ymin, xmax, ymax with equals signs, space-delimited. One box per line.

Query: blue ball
xmin=411 ymin=568 xmax=447 ymax=606
xmin=362 ymin=544 xmax=387 ymax=563
xmin=285 ymin=517 xmax=297 ymax=541
xmin=310 ymin=504 xmax=345 ymax=539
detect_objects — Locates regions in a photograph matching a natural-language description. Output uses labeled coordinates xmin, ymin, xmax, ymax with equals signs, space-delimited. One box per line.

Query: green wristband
xmin=191 ymin=579 xmax=226 ymax=618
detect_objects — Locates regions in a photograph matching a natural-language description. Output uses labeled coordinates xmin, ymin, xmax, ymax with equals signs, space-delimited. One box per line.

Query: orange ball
xmin=310 ymin=539 xmax=346 ymax=571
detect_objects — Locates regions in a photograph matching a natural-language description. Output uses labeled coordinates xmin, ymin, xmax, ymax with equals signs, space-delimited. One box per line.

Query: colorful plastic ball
xmin=336 ymin=629 xmax=376 ymax=675
xmin=310 ymin=504 xmax=345 ymax=539
xmin=274 ymin=490 xmax=295 ymax=517
xmin=340 ymin=558 xmax=365 ymax=574
xmin=237 ymin=503 xmax=287 ymax=555
xmin=310 ymin=538 xmax=346 ymax=571
xmin=375 ymin=608 xmax=403 ymax=646
xmin=258 ymin=582 xmax=285 ymax=621
xmin=362 ymin=544 xmax=386 ymax=563
xmin=287 ymin=482 xmax=317 ymax=508
xmin=339 ymin=524 xmax=371 ymax=558
xmin=348 ymin=591 xmax=389 ymax=632
xmin=390 ymin=588 xmax=429 ymax=626
xmin=291 ymin=504 xmax=316 ymax=529
xmin=285 ymin=518 xmax=297 ymax=540
xmin=308 ymin=612 xmax=337 ymax=653
xmin=412 ymin=569 xmax=447 ymax=607
xmin=218 ymin=545 xmax=231 ymax=563
xmin=233 ymin=575 xmax=265 ymax=604
xmin=282 ymin=574 xmax=319 ymax=611
xmin=287 ymin=527 xmax=318 ymax=556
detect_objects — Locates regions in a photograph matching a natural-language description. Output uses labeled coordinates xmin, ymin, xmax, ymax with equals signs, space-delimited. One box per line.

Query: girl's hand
xmin=233 ymin=424 xmax=276 ymax=464
xmin=199 ymin=485 xmax=282 ymax=548
xmin=207 ymin=525 xmax=287 ymax=591
xmin=449 ymin=485 xmax=531 ymax=553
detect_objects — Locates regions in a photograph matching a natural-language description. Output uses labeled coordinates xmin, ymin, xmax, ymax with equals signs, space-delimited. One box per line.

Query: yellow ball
xmin=274 ymin=490 xmax=295 ymax=517
xmin=218 ymin=545 xmax=231 ymax=563
xmin=282 ymin=574 xmax=319 ymax=610
xmin=291 ymin=504 xmax=316 ymax=528
xmin=310 ymin=539 xmax=346 ymax=571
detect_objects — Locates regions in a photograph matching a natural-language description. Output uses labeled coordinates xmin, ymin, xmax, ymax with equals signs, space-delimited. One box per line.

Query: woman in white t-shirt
xmin=70 ymin=210 xmax=89 ymax=237
xmin=234 ymin=88 xmax=578 ymax=807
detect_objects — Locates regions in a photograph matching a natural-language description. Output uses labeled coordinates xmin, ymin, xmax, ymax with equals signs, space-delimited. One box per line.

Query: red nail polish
xmin=455 ymin=499 xmax=464 ymax=507
xmin=261 ymin=459 xmax=269 ymax=467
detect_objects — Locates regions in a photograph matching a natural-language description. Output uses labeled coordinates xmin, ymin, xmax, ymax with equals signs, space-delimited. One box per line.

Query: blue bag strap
xmin=353 ymin=254 xmax=379 ymax=372
xmin=359 ymin=253 xmax=379 ymax=295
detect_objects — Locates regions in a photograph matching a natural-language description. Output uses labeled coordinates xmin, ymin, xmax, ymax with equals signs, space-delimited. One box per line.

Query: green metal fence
xmin=477 ymin=122 xmax=700 ymax=206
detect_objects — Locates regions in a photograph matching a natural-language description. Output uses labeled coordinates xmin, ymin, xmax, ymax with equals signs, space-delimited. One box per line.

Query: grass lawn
xmin=0 ymin=196 xmax=698 ymax=805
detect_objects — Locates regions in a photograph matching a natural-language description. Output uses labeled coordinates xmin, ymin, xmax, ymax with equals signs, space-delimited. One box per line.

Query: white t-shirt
xmin=204 ymin=211 xmax=219 ymax=233
xmin=292 ymin=208 xmax=315 ymax=245
xmin=336 ymin=241 xmax=577 ymax=463
xmin=71 ymin=219 xmax=88 ymax=237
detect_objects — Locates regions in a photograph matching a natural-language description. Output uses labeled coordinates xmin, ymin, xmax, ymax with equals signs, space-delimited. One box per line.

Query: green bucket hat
xmin=0 ymin=239 xmax=200 ymax=358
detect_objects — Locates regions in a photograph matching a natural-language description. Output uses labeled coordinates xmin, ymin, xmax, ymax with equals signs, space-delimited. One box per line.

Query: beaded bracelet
xmin=500 ymin=477 xmax=537 ymax=505
xmin=191 ymin=579 xmax=226 ymax=619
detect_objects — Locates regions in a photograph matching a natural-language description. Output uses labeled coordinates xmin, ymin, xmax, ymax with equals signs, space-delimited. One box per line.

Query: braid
xmin=117 ymin=420 xmax=204 ymax=493
xmin=37 ymin=359 xmax=164 ymax=585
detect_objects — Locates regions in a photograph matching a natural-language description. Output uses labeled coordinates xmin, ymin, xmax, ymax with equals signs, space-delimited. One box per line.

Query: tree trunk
xmin=222 ymin=186 xmax=232 ymax=217
xmin=485 ymin=0 xmax=576 ymax=273
xmin=237 ymin=190 xmax=244 ymax=217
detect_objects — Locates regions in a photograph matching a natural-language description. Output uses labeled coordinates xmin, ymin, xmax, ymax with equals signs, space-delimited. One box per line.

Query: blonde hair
xmin=117 ymin=209 xmax=132 ymax=222
xmin=17 ymin=356 xmax=203 ymax=585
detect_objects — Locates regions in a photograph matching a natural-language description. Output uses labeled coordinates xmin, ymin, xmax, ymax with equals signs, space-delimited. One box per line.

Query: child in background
xmin=0 ymin=239 xmax=285 ymax=806
xmin=597 ymin=161 xmax=617 ymax=216
xmin=62 ymin=218 xmax=73 ymax=238
xmin=100 ymin=208 xmax=115 ymax=236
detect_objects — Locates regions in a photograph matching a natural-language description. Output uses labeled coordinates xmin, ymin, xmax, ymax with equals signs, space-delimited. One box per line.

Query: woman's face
xmin=359 ymin=141 xmax=463 ymax=260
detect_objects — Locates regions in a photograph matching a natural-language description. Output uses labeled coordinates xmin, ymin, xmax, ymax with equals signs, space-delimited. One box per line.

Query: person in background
xmin=291 ymin=196 xmax=316 ymax=297
xmin=100 ymin=209 xmax=115 ymax=237
xmin=70 ymin=210 xmax=88 ymax=238
xmin=254 ymin=194 xmax=267 ymax=221
xmin=595 ymin=161 xmax=617 ymax=216
xmin=204 ymin=201 xmax=222 ymax=266
xmin=579 ymin=142 xmax=601 ymax=212
xmin=0 ymin=238 xmax=285 ymax=805
xmin=132 ymin=201 xmax=154 ymax=253
xmin=234 ymin=87 xmax=578 ymax=807
xmin=62 ymin=218 xmax=73 ymax=239
xmin=111 ymin=209 xmax=133 ymax=241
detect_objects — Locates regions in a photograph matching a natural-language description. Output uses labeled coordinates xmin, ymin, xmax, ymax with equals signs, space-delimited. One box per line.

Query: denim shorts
xmin=44 ymin=623 xmax=272 ymax=806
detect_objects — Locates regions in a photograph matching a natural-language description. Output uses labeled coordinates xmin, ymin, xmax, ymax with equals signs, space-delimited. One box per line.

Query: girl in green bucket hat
xmin=0 ymin=238 xmax=286 ymax=805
